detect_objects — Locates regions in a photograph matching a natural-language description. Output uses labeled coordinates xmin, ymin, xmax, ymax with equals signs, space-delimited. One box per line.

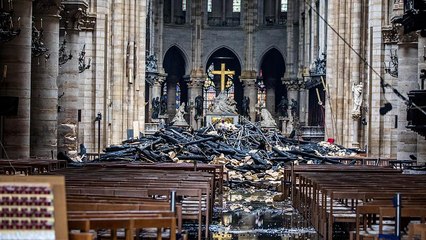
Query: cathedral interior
xmin=1 ymin=0 xmax=426 ymax=239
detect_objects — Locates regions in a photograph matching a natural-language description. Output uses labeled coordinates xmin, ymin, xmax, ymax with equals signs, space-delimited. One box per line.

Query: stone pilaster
xmin=397 ymin=32 xmax=418 ymax=160
xmin=283 ymin=79 xmax=301 ymax=128
xmin=241 ymin=71 xmax=257 ymax=122
xmin=166 ymin=76 xmax=177 ymax=122
xmin=30 ymin=0 xmax=62 ymax=158
xmin=0 ymin=0 xmax=32 ymax=158
xmin=188 ymin=79 xmax=204 ymax=129
xmin=417 ymin=34 xmax=426 ymax=164
xmin=57 ymin=2 xmax=88 ymax=158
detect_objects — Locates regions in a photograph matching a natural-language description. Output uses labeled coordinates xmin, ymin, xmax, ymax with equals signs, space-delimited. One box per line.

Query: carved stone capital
xmin=60 ymin=2 xmax=89 ymax=30
xmin=81 ymin=13 xmax=96 ymax=31
xmin=33 ymin=0 xmax=63 ymax=16
xmin=383 ymin=25 xmax=399 ymax=44
xmin=282 ymin=78 xmax=303 ymax=91
xmin=396 ymin=25 xmax=419 ymax=43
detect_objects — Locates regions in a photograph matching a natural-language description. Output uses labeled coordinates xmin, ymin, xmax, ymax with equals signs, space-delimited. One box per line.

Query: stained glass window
xmin=176 ymin=83 xmax=181 ymax=109
xmin=207 ymin=0 xmax=212 ymax=12
xmin=281 ymin=0 xmax=288 ymax=12
xmin=203 ymin=78 xmax=216 ymax=115
xmin=233 ymin=0 xmax=241 ymax=12
xmin=257 ymin=78 xmax=266 ymax=107
xmin=182 ymin=0 xmax=186 ymax=11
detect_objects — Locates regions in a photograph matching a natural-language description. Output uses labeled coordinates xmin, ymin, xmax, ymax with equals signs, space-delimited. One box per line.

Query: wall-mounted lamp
xmin=31 ymin=18 xmax=49 ymax=61
xmin=58 ymin=31 xmax=72 ymax=66
xmin=78 ymin=44 xmax=91 ymax=73
xmin=0 ymin=0 xmax=20 ymax=43
xmin=384 ymin=49 xmax=398 ymax=78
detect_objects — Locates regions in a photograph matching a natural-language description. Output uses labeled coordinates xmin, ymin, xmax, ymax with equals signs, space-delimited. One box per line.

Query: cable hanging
xmin=303 ymin=0 xmax=426 ymax=117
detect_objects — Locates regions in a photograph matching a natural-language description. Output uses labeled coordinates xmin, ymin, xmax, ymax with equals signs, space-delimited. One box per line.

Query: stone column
xmin=151 ymin=73 xmax=165 ymax=120
xmin=418 ymin=34 xmax=426 ymax=164
xmin=57 ymin=4 xmax=87 ymax=159
xmin=284 ymin=80 xmax=300 ymax=133
xmin=188 ymin=79 xmax=203 ymax=129
xmin=397 ymin=32 xmax=418 ymax=160
xmin=30 ymin=2 xmax=61 ymax=158
xmin=241 ymin=71 xmax=257 ymax=122
xmin=350 ymin=0 xmax=362 ymax=148
xmin=241 ymin=0 xmax=257 ymax=122
xmin=0 ymin=0 xmax=32 ymax=158
xmin=265 ymin=78 xmax=276 ymax=116
xmin=166 ymin=76 xmax=177 ymax=121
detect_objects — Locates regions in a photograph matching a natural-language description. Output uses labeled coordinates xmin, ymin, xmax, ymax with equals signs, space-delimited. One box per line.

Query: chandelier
xmin=0 ymin=0 xmax=21 ymax=44
xmin=31 ymin=18 xmax=49 ymax=59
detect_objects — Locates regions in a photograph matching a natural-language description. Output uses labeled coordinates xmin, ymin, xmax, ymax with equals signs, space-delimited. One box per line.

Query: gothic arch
xmin=163 ymin=46 xmax=188 ymax=121
xmin=163 ymin=44 xmax=190 ymax=75
xmin=204 ymin=45 xmax=242 ymax=72
xmin=258 ymin=46 xmax=286 ymax=72
xmin=204 ymin=47 xmax=244 ymax=113
xmin=258 ymin=47 xmax=286 ymax=117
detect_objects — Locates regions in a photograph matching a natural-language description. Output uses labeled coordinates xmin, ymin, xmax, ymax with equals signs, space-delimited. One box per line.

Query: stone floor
xmin=207 ymin=188 xmax=320 ymax=240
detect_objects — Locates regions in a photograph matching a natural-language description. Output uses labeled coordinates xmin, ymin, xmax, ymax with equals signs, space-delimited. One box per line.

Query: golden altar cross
xmin=211 ymin=63 xmax=235 ymax=91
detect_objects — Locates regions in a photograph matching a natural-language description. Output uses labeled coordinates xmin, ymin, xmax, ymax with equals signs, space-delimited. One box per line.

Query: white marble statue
xmin=352 ymin=83 xmax=363 ymax=118
xmin=171 ymin=103 xmax=189 ymax=126
xmin=260 ymin=108 xmax=277 ymax=128
xmin=209 ymin=91 xmax=237 ymax=114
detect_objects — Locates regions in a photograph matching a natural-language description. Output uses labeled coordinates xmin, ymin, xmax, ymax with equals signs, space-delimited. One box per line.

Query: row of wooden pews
xmin=0 ymin=158 xmax=67 ymax=175
xmin=285 ymin=164 xmax=426 ymax=240
xmin=46 ymin=163 xmax=220 ymax=240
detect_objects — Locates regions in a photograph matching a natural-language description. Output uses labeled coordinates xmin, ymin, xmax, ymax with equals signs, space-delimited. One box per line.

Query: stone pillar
xmin=350 ymin=0 xmax=362 ymax=149
xmin=417 ymin=34 xmax=426 ymax=164
xmin=0 ymin=0 xmax=32 ymax=158
xmin=188 ymin=79 xmax=203 ymax=129
xmin=284 ymin=80 xmax=301 ymax=134
xmin=167 ymin=76 xmax=177 ymax=121
xmin=241 ymin=71 xmax=257 ymax=122
xmin=397 ymin=33 xmax=418 ymax=160
xmin=265 ymin=78 xmax=276 ymax=115
xmin=30 ymin=3 xmax=61 ymax=158
xmin=151 ymin=73 xmax=165 ymax=120
xmin=58 ymin=4 xmax=87 ymax=159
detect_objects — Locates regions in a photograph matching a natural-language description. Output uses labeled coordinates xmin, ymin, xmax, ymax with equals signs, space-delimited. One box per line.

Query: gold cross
xmin=211 ymin=63 xmax=235 ymax=92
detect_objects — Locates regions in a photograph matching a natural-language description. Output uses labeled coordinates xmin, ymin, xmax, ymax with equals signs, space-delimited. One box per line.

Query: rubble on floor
xmin=83 ymin=122 xmax=359 ymax=190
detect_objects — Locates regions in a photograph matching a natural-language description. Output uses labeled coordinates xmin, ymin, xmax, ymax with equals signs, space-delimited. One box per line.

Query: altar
xmin=206 ymin=113 xmax=239 ymax=125
xmin=204 ymin=63 xmax=239 ymax=126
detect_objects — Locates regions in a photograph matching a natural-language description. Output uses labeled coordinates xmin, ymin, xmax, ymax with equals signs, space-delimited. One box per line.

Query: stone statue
xmin=290 ymin=99 xmax=298 ymax=118
xmin=241 ymin=96 xmax=250 ymax=119
xmin=171 ymin=103 xmax=189 ymax=126
xmin=151 ymin=97 xmax=160 ymax=119
xmin=160 ymin=95 xmax=168 ymax=115
xmin=146 ymin=54 xmax=158 ymax=73
xmin=277 ymin=96 xmax=289 ymax=118
xmin=194 ymin=95 xmax=204 ymax=118
xmin=260 ymin=108 xmax=277 ymax=128
xmin=209 ymin=92 xmax=237 ymax=114
xmin=352 ymin=82 xmax=363 ymax=118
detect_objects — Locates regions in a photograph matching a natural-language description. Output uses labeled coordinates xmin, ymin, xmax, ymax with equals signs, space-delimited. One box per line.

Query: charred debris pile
xmin=89 ymin=122 xmax=359 ymax=189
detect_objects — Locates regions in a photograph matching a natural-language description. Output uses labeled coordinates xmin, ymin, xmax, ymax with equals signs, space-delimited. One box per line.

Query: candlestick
xmin=17 ymin=17 xmax=20 ymax=28
xmin=316 ymin=88 xmax=322 ymax=105
xmin=3 ymin=65 xmax=7 ymax=79
xmin=320 ymin=76 xmax=326 ymax=90
xmin=40 ymin=18 xmax=43 ymax=28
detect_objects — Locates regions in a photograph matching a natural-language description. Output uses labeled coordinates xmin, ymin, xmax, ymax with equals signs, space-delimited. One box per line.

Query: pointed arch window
xmin=281 ymin=0 xmax=288 ymax=12
xmin=256 ymin=77 xmax=266 ymax=107
xmin=176 ymin=83 xmax=181 ymax=109
xmin=207 ymin=0 xmax=212 ymax=12
xmin=233 ymin=0 xmax=241 ymax=12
